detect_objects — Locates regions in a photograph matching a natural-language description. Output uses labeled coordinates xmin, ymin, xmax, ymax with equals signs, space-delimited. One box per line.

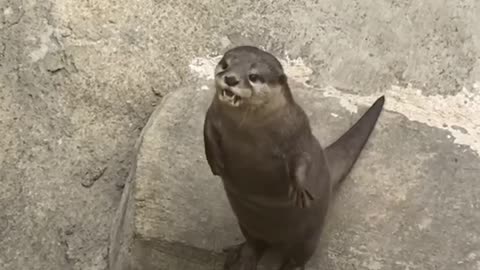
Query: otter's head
xmin=214 ymin=46 xmax=291 ymax=110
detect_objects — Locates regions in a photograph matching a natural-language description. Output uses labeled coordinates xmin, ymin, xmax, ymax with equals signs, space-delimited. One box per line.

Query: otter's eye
xmin=220 ymin=60 xmax=228 ymax=70
xmin=248 ymin=74 xmax=263 ymax=83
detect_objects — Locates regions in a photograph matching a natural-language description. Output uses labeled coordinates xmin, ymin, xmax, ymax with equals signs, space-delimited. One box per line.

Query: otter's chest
xmin=219 ymin=126 xmax=290 ymax=195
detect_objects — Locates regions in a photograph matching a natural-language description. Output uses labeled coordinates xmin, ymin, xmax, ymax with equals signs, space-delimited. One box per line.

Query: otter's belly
xmin=224 ymin=187 xmax=328 ymax=244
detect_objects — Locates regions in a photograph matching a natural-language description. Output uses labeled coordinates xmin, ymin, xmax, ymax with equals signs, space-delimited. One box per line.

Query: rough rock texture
xmin=0 ymin=0 xmax=479 ymax=269
xmin=109 ymin=86 xmax=237 ymax=270
xmin=110 ymin=84 xmax=480 ymax=270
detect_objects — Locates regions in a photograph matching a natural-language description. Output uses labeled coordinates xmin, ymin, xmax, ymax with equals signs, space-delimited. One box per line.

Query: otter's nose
xmin=224 ymin=75 xmax=239 ymax=86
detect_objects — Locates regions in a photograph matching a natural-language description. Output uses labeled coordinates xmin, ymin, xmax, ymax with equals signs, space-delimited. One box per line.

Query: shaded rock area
xmin=109 ymin=84 xmax=480 ymax=270
xmin=0 ymin=0 xmax=478 ymax=269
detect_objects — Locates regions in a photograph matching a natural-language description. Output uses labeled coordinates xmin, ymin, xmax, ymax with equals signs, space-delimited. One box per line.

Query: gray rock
xmin=109 ymin=86 xmax=238 ymax=270
xmin=109 ymin=84 xmax=480 ymax=270
xmin=1 ymin=0 xmax=479 ymax=269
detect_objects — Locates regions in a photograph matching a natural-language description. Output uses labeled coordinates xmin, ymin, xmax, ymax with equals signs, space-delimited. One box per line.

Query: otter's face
xmin=214 ymin=46 xmax=288 ymax=109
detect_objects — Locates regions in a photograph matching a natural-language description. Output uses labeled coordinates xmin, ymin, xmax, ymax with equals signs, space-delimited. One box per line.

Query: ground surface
xmin=0 ymin=0 xmax=479 ymax=270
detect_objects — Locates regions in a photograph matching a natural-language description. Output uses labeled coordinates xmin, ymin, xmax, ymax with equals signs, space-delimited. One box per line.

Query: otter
xmin=203 ymin=45 xmax=385 ymax=270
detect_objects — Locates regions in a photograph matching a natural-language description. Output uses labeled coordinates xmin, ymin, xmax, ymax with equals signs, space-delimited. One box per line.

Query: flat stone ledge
xmin=109 ymin=83 xmax=480 ymax=270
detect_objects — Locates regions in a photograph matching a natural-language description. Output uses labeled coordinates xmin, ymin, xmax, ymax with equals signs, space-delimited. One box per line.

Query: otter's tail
xmin=325 ymin=96 xmax=385 ymax=191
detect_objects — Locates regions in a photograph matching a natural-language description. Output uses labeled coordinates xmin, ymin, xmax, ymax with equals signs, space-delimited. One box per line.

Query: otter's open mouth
xmin=221 ymin=88 xmax=242 ymax=107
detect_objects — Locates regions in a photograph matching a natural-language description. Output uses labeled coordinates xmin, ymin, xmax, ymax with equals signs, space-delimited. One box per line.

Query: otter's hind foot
xmin=223 ymin=242 xmax=259 ymax=270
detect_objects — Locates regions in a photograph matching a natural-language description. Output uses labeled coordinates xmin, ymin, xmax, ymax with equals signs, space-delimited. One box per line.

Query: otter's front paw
xmin=288 ymin=185 xmax=314 ymax=208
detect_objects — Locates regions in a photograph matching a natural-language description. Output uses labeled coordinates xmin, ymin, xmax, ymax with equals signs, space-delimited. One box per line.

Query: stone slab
xmin=109 ymin=83 xmax=480 ymax=270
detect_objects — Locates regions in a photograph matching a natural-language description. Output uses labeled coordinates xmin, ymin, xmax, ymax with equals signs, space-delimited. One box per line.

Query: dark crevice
xmin=47 ymin=67 xmax=66 ymax=74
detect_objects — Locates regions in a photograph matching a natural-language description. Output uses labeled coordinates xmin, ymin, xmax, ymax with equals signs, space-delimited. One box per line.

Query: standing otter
xmin=203 ymin=46 xmax=385 ymax=270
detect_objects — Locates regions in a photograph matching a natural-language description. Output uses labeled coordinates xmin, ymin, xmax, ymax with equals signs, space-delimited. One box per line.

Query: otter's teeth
xmin=223 ymin=89 xmax=238 ymax=98
xmin=221 ymin=89 xmax=241 ymax=106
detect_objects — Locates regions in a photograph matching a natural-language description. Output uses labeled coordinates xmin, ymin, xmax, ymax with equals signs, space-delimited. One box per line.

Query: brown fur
xmin=203 ymin=46 xmax=385 ymax=270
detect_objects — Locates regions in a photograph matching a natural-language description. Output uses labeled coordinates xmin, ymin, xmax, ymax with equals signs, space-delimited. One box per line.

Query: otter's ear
xmin=279 ymin=74 xmax=287 ymax=84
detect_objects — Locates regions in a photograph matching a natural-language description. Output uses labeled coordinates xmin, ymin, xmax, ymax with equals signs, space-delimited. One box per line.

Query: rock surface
xmin=0 ymin=0 xmax=479 ymax=269
xmin=109 ymin=83 xmax=480 ymax=270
